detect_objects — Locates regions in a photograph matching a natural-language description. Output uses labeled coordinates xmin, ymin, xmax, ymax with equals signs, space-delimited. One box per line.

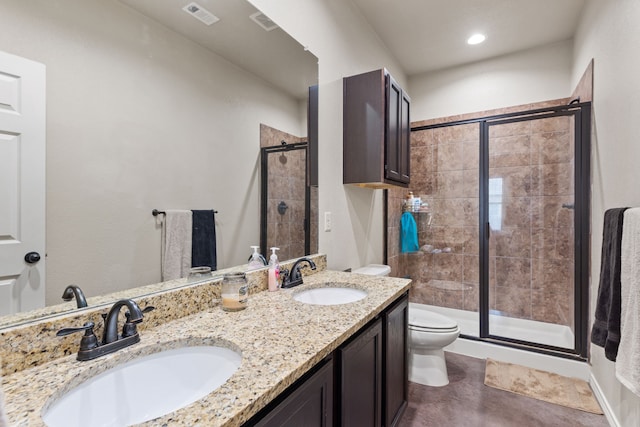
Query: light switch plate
xmin=324 ymin=212 xmax=332 ymax=232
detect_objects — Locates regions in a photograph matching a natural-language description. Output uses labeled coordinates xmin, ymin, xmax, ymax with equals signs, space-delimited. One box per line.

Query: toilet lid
xmin=409 ymin=309 xmax=458 ymax=330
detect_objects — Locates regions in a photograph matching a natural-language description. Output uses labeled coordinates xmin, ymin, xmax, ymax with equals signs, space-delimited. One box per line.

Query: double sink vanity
xmin=1 ymin=255 xmax=411 ymax=426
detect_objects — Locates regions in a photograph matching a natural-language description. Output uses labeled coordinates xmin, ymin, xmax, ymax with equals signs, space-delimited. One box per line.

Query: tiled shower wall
xmin=388 ymin=99 xmax=575 ymax=328
xmin=260 ymin=124 xmax=318 ymax=261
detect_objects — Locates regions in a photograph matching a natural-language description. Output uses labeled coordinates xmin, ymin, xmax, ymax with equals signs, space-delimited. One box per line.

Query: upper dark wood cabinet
xmin=343 ymin=69 xmax=410 ymax=188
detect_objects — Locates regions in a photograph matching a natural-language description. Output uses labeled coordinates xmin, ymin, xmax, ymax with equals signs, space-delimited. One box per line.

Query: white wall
xmin=573 ymin=0 xmax=640 ymax=425
xmin=409 ymin=40 xmax=573 ymax=120
xmin=249 ymin=0 xmax=406 ymax=271
xmin=0 ymin=0 xmax=303 ymax=304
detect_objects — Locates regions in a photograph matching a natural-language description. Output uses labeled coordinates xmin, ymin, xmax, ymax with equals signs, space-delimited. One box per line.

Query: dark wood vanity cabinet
xmin=383 ymin=294 xmax=409 ymax=427
xmin=253 ymin=357 xmax=334 ymax=427
xmin=248 ymin=292 xmax=408 ymax=427
xmin=343 ymin=69 xmax=411 ymax=188
xmin=339 ymin=292 xmax=408 ymax=427
xmin=339 ymin=318 xmax=383 ymax=427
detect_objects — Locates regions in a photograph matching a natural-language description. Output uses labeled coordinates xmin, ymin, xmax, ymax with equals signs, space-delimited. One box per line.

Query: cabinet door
xmin=340 ymin=318 xmax=383 ymax=427
xmin=254 ymin=358 xmax=334 ymax=427
xmin=385 ymin=74 xmax=403 ymax=184
xmin=398 ymin=90 xmax=411 ymax=183
xmin=385 ymin=75 xmax=410 ymax=185
xmin=383 ymin=293 xmax=408 ymax=427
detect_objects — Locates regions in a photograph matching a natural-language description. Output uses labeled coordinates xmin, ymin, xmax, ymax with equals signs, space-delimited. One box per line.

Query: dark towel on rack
xmin=191 ymin=210 xmax=217 ymax=271
xmin=591 ymin=207 xmax=629 ymax=361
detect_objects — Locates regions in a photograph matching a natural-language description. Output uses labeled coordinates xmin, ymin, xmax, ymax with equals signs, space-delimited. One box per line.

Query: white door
xmin=0 ymin=50 xmax=46 ymax=316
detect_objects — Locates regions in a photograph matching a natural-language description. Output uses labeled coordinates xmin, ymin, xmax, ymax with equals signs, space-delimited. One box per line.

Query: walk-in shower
xmin=386 ymin=102 xmax=591 ymax=360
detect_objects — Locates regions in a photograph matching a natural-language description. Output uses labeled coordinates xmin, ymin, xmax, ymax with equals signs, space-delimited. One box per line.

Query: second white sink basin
xmin=42 ymin=345 xmax=241 ymax=427
xmin=293 ymin=286 xmax=367 ymax=305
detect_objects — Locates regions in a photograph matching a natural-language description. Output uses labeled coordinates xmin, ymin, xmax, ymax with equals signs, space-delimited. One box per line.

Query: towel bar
xmin=152 ymin=209 xmax=218 ymax=216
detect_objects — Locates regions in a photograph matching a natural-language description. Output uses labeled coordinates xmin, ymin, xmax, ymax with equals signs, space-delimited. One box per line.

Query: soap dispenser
xmin=248 ymin=246 xmax=266 ymax=270
xmin=268 ymin=247 xmax=280 ymax=292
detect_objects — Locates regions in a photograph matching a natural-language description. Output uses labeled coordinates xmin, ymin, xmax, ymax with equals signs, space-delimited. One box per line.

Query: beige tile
xmin=462 ymin=169 xmax=479 ymax=198
xmin=411 ymin=128 xmax=437 ymax=147
xmin=492 ymin=286 xmax=532 ymax=320
xmin=489 ymin=166 xmax=533 ymax=197
xmin=530 ymin=163 xmax=574 ymax=196
xmin=433 ymin=170 xmax=464 ymax=198
xmin=430 ymin=253 xmax=463 ymax=283
xmin=490 ymin=227 xmax=532 ymax=258
xmin=531 ymin=131 xmax=573 ymax=165
xmin=489 ymin=134 xmax=531 ymax=167
xmin=533 ymin=115 xmax=572 ymax=133
xmin=500 ymin=197 xmax=531 ymax=229
xmin=531 ymin=196 xmax=574 ymax=228
xmin=439 ymin=122 xmax=479 ymax=143
xmin=532 ymin=288 xmax=571 ymax=326
xmin=531 ymin=227 xmax=574 ymax=260
xmin=489 ymin=120 xmax=531 ymax=138
xmin=495 ymin=257 xmax=531 ymax=288
xmin=531 ymin=258 xmax=574 ymax=291
xmin=435 ymin=141 xmax=464 ymax=171
xmin=463 ymin=282 xmax=480 ymax=312
xmin=462 ymin=141 xmax=480 ymax=170
xmin=462 ymin=255 xmax=479 ymax=285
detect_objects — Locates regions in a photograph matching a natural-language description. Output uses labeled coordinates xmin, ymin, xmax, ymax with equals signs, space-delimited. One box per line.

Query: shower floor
xmin=419 ymin=304 xmax=588 ymax=380
xmin=423 ymin=304 xmax=574 ymax=348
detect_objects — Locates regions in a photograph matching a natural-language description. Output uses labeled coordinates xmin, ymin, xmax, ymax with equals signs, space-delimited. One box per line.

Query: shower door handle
xmin=486 ymin=222 xmax=491 ymax=239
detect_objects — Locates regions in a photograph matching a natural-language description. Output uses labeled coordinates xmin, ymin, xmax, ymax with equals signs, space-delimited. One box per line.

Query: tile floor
xmin=398 ymin=352 xmax=609 ymax=427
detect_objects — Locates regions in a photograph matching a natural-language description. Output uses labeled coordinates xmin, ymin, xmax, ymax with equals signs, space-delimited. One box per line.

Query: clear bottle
xmin=268 ymin=247 xmax=280 ymax=292
xmin=247 ymin=246 xmax=265 ymax=270
xmin=221 ymin=272 xmax=248 ymax=312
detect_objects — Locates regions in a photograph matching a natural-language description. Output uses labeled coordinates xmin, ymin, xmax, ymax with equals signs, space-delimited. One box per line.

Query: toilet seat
xmin=409 ymin=309 xmax=458 ymax=333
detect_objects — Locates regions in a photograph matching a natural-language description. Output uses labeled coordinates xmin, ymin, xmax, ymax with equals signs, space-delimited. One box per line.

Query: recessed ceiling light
xmin=467 ymin=33 xmax=486 ymax=45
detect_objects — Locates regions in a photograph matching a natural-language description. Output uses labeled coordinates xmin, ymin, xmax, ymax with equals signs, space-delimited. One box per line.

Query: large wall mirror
xmin=0 ymin=0 xmax=318 ymax=328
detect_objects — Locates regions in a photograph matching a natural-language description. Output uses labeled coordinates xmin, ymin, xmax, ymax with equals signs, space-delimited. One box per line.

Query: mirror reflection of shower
xmin=260 ymin=127 xmax=318 ymax=261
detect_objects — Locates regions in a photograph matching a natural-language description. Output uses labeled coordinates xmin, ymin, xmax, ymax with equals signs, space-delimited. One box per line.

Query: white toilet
xmin=408 ymin=303 xmax=459 ymax=386
xmin=352 ymin=264 xmax=460 ymax=387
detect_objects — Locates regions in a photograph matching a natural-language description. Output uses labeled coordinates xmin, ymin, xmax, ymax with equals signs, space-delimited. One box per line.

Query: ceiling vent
xmin=250 ymin=11 xmax=278 ymax=31
xmin=182 ymin=2 xmax=219 ymax=26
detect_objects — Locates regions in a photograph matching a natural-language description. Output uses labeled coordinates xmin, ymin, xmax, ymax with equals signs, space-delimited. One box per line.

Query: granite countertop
xmin=2 ymin=270 xmax=410 ymax=427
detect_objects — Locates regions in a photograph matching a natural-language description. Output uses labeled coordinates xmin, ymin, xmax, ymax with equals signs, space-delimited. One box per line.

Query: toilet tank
xmin=352 ymin=264 xmax=391 ymax=276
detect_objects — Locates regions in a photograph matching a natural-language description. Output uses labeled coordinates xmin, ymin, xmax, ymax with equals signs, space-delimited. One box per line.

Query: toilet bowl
xmin=351 ymin=265 xmax=460 ymax=387
xmin=408 ymin=303 xmax=459 ymax=387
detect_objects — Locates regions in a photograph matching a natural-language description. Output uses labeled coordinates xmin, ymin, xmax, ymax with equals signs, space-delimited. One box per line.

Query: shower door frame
xmin=395 ymin=102 xmax=592 ymax=360
xmin=260 ymin=142 xmax=312 ymax=258
xmin=478 ymin=103 xmax=591 ymax=360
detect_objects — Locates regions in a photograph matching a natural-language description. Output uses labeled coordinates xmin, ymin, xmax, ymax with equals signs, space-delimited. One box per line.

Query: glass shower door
xmin=484 ymin=112 xmax=578 ymax=351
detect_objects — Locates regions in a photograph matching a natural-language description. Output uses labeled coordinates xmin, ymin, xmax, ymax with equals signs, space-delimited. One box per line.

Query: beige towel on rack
xmin=161 ymin=210 xmax=192 ymax=281
xmin=616 ymin=207 xmax=640 ymax=396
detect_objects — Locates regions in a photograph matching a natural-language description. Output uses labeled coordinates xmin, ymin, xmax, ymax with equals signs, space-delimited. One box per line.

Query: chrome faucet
xmin=61 ymin=284 xmax=88 ymax=308
xmin=281 ymin=257 xmax=317 ymax=288
xmin=57 ymin=299 xmax=153 ymax=361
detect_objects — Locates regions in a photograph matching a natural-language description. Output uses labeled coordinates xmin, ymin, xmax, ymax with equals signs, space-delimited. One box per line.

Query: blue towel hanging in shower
xmin=400 ymin=212 xmax=419 ymax=253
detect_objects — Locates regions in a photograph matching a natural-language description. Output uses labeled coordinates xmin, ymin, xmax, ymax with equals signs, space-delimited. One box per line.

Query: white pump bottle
xmin=268 ymin=247 xmax=280 ymax=292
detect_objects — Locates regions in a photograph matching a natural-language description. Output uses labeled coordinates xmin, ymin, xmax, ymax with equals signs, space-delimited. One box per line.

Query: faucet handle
xmin=56 ymin=322 xmax=99 ymax=352
xmin=123 ymin=306 xmax=155 ymax=337
xmin=124 ymin=305 xmax=155 ymax=321
xmin=279 ymin=268 xmax=289 ymax=286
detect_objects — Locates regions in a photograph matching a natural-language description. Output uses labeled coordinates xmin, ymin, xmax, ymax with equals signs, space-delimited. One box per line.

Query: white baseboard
xmin=590 ymin=373 xmax=620 ymax=427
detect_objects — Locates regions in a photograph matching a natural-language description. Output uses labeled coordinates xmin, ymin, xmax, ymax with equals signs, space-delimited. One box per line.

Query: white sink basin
xmin=42 ymin=345 xmax=241 ymax=427
xmin=293 ymin=286 xmax=367 ymax=305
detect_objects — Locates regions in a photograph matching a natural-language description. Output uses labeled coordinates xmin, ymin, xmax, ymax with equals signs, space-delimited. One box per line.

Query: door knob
xmin=24 ymin=251 xmax=41 ymax=264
